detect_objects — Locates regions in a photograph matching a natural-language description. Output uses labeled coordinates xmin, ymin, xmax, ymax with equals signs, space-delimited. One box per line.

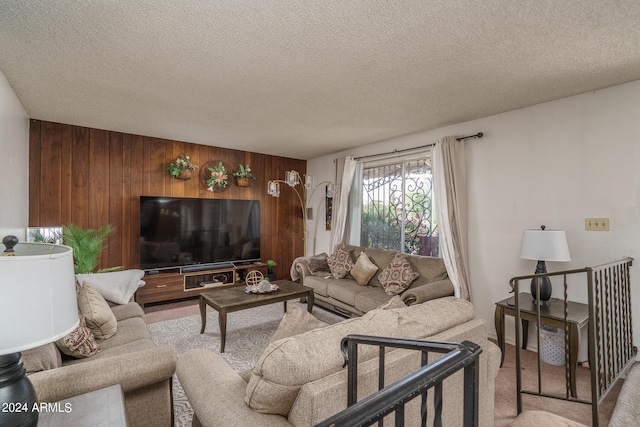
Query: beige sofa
xmin=22 ymin=300 xmax=176 ymax=427
xmin=294 ymin=245 xmax=455 ymax=316
xmin=177 ymin=297 xmax=501 ymax=427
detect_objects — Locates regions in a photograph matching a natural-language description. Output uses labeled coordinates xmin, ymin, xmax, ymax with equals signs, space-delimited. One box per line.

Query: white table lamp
xmin=520 ymin=225 xmax=571 ymax=305
xmin=0 ymin=236 xmax=78 ymax=426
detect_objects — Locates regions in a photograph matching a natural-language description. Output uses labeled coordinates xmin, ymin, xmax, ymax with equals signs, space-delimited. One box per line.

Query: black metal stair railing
xmin=509 ymin=257 xmax=635 ymax=426
xmin=315 ymin=335 xmax=482 ymax=427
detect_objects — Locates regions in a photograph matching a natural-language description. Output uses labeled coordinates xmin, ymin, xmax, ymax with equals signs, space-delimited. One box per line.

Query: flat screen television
xmin=139 ymin=196 xmax=260 ymax=270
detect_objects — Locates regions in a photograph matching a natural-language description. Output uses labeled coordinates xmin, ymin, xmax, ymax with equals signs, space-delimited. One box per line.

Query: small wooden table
xmin=494 ymin=292 xmax=589 ymax=398
xmin=199 ymin=280 xmax=314 ymax=352
xmin=37 ymin=384 xmax=127 ymax=426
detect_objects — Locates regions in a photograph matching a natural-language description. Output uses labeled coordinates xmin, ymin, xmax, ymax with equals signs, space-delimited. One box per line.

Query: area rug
xmin=148 ymin=303 xmax=344 ymax=426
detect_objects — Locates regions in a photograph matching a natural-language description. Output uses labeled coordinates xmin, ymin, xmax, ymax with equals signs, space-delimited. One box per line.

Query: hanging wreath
xmin=204 ymin=161 xmax=230 ymax=191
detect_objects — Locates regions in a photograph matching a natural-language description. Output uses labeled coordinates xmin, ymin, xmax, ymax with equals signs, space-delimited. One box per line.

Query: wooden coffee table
xmin=199 ymin=280 xmax=314 ymax=352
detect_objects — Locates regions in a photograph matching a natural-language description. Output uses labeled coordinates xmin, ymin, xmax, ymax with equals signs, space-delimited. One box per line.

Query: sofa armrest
xmin=176 ymin=349 xmax=291 ymax=426
xmin=402 ymin=278 xmax=455 ymax=305
xmin=28 ymin=346 xmax=176 ymax=403
xmin=291 ymin=253 xmax=330 ymax=282
xmin=294 ymin=262 xmax=313 ymax=283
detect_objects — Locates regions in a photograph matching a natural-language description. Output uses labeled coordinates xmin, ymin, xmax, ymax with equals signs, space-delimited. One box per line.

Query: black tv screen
xmin=139 ymin=196 xmax=260 ymax=270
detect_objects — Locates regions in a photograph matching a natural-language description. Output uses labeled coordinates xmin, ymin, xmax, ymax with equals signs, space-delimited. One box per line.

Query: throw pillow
xmin=351 ymin=251 xmax=379 ymax=286
xmin=306 ymin=253 xmax=330 ymax=273
xmin=55 ymin=313 xmax=101 ymax=358
xmin=378 ymin=253 xmax=420 ymax=296
xmin=77 ymin=284 xmax=118 ymax=340
xmin=376 ymin=295 xmax=408 ymax=310
xmin=76 ymin=269 xmax=145 ymax=305
xmin=327 ymin=244 xmax=354 ymax=279
xmin=21 ymin=343 xmax=62 ymax=374
xmin=268 ymin=305 xmax=328 ymax=344
xmin=363 ymin=247 xmax=397 ymax=287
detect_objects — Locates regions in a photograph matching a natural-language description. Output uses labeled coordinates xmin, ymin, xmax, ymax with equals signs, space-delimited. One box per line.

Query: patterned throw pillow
xmin=378 ymin=253 xmax=420 ymax=295
xmin=327 ymin=244 xmax=355 ymax=279
xmin=55 ymin=313 xmax=101 ymax=358
xmin=351 ymin=251 xmax=379 ymax=286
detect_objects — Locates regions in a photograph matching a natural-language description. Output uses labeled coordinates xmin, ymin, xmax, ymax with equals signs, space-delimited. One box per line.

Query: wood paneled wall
xmin=29 ymin=119 xmax=306 ymax=280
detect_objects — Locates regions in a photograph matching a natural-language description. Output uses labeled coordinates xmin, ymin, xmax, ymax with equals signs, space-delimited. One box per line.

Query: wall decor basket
xmin=236 ymin=177 xmax=250 ymax=187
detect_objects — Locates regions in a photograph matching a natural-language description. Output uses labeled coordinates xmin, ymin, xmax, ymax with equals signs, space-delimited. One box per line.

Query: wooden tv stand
xmin=135 ymin=262 xmax=268 ymax=307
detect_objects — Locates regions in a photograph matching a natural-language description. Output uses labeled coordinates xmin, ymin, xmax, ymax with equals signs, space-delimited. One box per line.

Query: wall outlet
xmin=585 ymin=218 xmax=610 ymax=231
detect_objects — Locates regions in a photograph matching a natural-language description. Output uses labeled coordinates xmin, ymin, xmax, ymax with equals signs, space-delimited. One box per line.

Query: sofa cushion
xmin=327 ymin=280 xmax=375 ymax=306
xmin=351 ymin=252 xmax=379 ymax=286
xmin=269 ymin=305 xmax=329 ymax=344
xmin=301 ymin=276 xmax=331 ymax=297
xmin=355 ymin=289 xmax=403 ymax=313
xmin=62 ymin=338 xmax=158 ymax=366
xmin=55 ymin=313 xmax=101 ymax=358
xmin=22 ymin=343 xmax=62 ymax=374
xmin=98 ymin=316 xmax=152 ymax=350
xmin=378 ymin=253 xmax=420 ymax=295
xmin=245 ymin=297 xmax=475 ymax=416
xmin=110 ymin=301 xmax=146 ymax=321
xmin=327 ymin=244 xmax=355 ymax=279
xmin=363 ymin=247 xmax=397 ymax=287
xmin=77 ymin=284 xmax=118 ymax=340
xmin=76 ymin=269 xmax=145 ymax=305
xmin=406 ymin=255 xmax=448 ymax=287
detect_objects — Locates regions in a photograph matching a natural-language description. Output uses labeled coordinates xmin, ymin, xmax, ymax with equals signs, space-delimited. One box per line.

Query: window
xmin=348 ymin=155 xmax=439 ymax=256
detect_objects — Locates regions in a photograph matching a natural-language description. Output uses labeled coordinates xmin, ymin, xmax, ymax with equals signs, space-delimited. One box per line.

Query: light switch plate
xmin=585 ymin=218 xmax=609 ymax=231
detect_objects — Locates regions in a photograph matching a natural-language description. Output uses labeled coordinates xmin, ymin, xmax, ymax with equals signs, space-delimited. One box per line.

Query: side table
xmin=37 ymin=384 xmax=127 ymax=426
xmin=494 ymin=292 xmax=589 ymax=398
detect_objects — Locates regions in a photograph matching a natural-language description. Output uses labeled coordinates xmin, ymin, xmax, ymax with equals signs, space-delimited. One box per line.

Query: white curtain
xmin=330 ymin=156 xmax=357 ymax=251
xmin=345 ymin=162 xmax=364 ymax=246
xmin=433 ymin=136 xmax=471 ymax=300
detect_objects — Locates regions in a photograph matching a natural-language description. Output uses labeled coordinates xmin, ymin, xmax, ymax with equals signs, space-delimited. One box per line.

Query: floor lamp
xmin=0 ymin=236 xmax=78 ymax=426
xmin=267 ymin=170 xmax=334 ymax=256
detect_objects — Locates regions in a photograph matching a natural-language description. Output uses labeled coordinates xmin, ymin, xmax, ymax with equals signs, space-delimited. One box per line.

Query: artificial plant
xmin=63 ymin=223 xmax=121 ymax=274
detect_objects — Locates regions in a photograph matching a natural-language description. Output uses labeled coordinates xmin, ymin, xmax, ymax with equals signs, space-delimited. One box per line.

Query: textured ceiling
xmin=1 ymin=1 xmax=640 ymax=160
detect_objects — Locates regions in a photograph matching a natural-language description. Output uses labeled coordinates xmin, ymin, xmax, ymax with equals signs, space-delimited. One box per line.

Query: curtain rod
xmin=354 ymin=132 xmax=483 ymax=161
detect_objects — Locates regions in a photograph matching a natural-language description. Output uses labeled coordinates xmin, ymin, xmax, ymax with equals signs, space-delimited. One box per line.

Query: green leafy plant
xmin=165 ymin=155 xmax=197 ymax=178
xmin=266 ymin=259 xmax=277 ymax=269
xmin=206 ymin=161 xmax=230 ymax=191
xmin=232 ymin=164 xmax=256 ymax=180
xmin=63 ymin=223 xmax=121 ymax=274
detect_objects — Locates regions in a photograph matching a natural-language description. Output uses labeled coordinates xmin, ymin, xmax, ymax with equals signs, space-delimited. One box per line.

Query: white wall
xmin=0 ymin=70 xmax=30 ymax=238
xmin=308 ymin=80 xmax=640 ymax=352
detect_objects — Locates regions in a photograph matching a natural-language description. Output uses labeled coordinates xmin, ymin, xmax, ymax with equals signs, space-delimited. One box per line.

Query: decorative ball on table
xmin=245 ymin=270 xmax=264 ymax=287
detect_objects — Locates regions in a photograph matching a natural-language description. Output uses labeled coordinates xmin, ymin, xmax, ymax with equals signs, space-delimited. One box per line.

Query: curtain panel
xmin=330 ymin=156 xmax=357 ymax=251
xmin=433 ymin=136 xmax=471 ymax=300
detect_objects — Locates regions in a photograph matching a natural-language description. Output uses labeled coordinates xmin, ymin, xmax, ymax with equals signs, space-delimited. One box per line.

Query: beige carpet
xmin=493 ymin=340 xmax=622 ymax=427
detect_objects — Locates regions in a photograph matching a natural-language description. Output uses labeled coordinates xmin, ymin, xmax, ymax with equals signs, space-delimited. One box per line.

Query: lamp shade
xmin=0 ymin=242 xmax=78 ymax=355
xmin=520 ymin=229 xmax=571 ymax=262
